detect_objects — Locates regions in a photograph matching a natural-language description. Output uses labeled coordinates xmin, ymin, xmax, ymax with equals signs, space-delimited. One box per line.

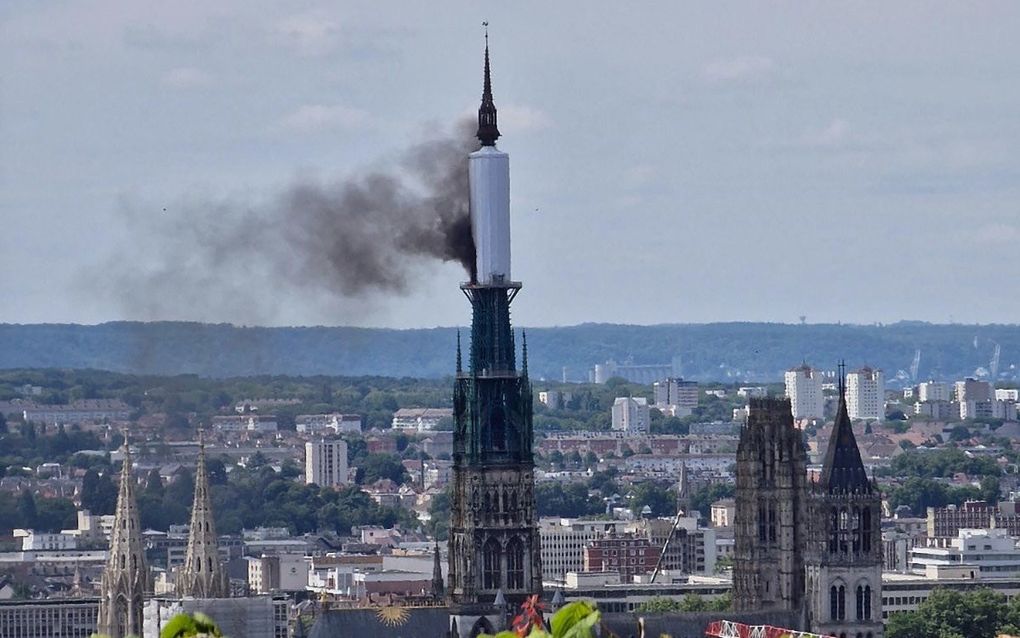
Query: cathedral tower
xmin=805 ymin=365 xmax=883 ymax=638
xmin=98 ymin=443 xmax=149 ymax=638
xmin=732 ymin=397 xmax=807 ymax=613
xmin=448 ymin=35 xmax=541 ymax=638
xmin=177 ymin=434 xmax=228 ymax=598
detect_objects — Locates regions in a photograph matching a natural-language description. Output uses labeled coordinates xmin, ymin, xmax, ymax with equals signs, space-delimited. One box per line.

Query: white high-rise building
xmin=784 ymin=364 xmax=824 ymax=419
xmin=611 ymin=397 xmax=650 ymax=434
xmin=918 ymin=381 xmax=951 ymax=403
xmin=304 ymin=439 xmax=349 ymax=487
xmin=846 ymin=367 xmax=885 ymax=420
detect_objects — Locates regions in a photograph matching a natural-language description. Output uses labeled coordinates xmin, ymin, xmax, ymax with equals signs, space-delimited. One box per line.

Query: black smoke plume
xmin=99 ymin=120 xmax=478 ymax=323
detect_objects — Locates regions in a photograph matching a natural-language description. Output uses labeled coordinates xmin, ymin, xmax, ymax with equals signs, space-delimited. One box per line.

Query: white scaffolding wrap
xmin=469 ymin=145 xmax=511 ymax=284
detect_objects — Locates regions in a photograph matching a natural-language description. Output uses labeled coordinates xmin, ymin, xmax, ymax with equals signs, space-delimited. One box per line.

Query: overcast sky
xmin=3 ymin=2 xmax=1020 ymax=328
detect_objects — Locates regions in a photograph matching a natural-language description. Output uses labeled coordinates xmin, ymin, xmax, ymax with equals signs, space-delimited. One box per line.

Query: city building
xmin=846 ymin=367 xmax=885 ymax=420
xmin=295 ymin=413 xmax=362 ymax=434
xmin=22 ymin=399 xmax=131 ymax=425
xmin=447 ymin=42 xmax=542 ymax=638
xmin=653 ymin=378 xmax=699 ymax=410
xmin=13 ymin=529 xmax=78 ymax=551
xmin=996 ymin=389 xmax=1020 ymax=402
xmin=210 ymin=414 xmax=278 ymax=433
xmin=583 ymin=534 xmax=661 ymax=582
xmin=538 ymin=390 xmax=573 ymax=410
xmin=960 ymin=399 xmax=1018 ymax=421
xmin=711 ymin=499 xmax=736 ymax=528
xmin=917 ymin=381 xmax=951 ymax=403
xmin=955 ymin=378 xmax=994 ymax=403
xmin=913 ymin=400 xmax=956 ymax=419
xmin=927 ymin=501 xmax=1020 ymax=539
xmin=539 ymin=519 xmax=628 ymax=580
xmin=910 ymin=528 xmax=1020 ymax=578
xmin=247 ymin=554 xmax=308 ymax=593
xmin=637 ymin=516 xmax=717 ymax=576
xmin=304 ymin=439 xmax=349 ymax=488
xmin=98 ymin=444 xmax=150 ymax=638
xmin=391 ymin=408 xmax=454 ymax=431
xmin=804 ymin=370 xmax=883 ymax=638
xmin=733 ymin=397 xmax=807 ymax=613
xmin=0 ymin=598 xmax=99 ymax=638
xmin=594 ymin=360 xmax=676 ymax=385
xmin=611 ymin=397 xmax=650 ymax=434
xmin=785 ymin=365 xmax=825 ymax=420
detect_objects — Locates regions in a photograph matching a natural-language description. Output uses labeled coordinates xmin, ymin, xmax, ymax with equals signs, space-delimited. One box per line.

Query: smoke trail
xmin=97 ymin=120 xmax=478 ymax=323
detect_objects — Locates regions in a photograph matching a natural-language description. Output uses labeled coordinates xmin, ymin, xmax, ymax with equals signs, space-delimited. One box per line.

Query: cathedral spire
xmin=476 ymin=24 xmax=500 ymax=147
xmin=178 ymin=430 xmax=228 ymax=598
xmin=819 ymin=360 xmax=871 ymax=494
xmin=432 ymin=540 xmax=445 ymax=601
xmin=99 ymin=438 xmax=149 ymax=638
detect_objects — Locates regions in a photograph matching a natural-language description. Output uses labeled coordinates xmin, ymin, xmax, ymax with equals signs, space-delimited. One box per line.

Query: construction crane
xmin=649 ymin=464 xmax=689 ymax=583
xmin=704 ymin=620 xmax=836 ymax=638
xmin=910 ymin=349 xmax=921 ymax=382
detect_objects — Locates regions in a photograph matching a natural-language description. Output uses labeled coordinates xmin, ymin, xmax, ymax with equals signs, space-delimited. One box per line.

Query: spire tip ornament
xmin=476 ymin=25 xmax=500 ymax=147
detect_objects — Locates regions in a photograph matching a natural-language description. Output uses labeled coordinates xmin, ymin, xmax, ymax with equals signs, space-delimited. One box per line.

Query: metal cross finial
xmin=482 ymin=21 xmax=489 ymax=41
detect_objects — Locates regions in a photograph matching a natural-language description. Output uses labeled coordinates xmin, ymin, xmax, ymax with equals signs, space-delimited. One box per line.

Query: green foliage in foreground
xmin=481 ymin=599 xmax=601 ymax=638
xmin=160 ymin=612 xmax=223 ymax=638
xmin=885 ymin=587 xmax=1020 ymax=638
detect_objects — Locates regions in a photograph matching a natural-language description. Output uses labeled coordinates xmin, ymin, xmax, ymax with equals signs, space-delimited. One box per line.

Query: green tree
xmin=17 ymin=490 xmax=38 ymax=527
xmin=356 ymin=454 xmax=408 ymax=486
xmin=35 ymin=497 xmax=76 ymax=532
xmin=635 ymin=597 xmax=683 ymax=613
xmin=689 ymin=483 xmax=736 ymax=519
xmin=205 ymin=458 xmax=228 ymax=485
xmin=678 ymin=593 xmax=708 ymax=612
xmin=651 ymin=416 xmax=689 ymax=435
xmin=629 ymin=482 xmax=674 ymax=517
xmin=428 ymin=488 xmax=451 ymax=540
xmin=536 ymin=482 xmax=601 ymax=518
xmin=886 ymin=588 xmax=1007 ymax=638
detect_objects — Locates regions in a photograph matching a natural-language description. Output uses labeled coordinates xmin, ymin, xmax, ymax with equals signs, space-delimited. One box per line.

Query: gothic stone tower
xmin=448 ymin=37 xmax=542 ymax=638
xmin=805 ymin=368 xmax=883 ymax=638
xmin=733 ymin=397 xmax=807 ymax=613
xmin=98 ymin=443 xmax=150 ymax=638
xmin=177 ymin=436 xmax=229 ymax=598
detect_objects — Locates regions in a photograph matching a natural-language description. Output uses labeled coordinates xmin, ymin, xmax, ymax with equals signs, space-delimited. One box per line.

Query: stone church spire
xmin=98 ymin=441 xmax=149 ymax=638
xmin=432 ymin=540 xmax=445 ymax=601
xmin=178 ymin=433 xmax=228 ymax=598
xmin=805 ymin=362 xmax=883 ymax=638
xmin=449 ymin=32 xmax=541 ymax=638
xmin=819 ymin=363 xmax=872 ymax=495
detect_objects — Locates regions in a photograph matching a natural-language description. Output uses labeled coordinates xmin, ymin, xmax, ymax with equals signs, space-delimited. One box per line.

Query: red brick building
xmin=583 ymin=534 xmax=661 ymax=582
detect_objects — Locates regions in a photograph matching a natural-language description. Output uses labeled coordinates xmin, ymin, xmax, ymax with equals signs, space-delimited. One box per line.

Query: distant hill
xmin=1 ymin=321 xmax=1018 ymax=384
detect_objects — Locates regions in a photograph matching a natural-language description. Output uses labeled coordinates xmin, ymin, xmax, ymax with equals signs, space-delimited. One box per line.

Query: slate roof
xmin=819 ymin=385 xmax=873 ymax=494
xmin=308 ymin=606 xmax=451 ymax=638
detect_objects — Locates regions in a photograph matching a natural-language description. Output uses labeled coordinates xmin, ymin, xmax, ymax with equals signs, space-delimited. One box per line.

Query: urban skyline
xmin=4 ymin=5 xmax=1020 ymax=638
